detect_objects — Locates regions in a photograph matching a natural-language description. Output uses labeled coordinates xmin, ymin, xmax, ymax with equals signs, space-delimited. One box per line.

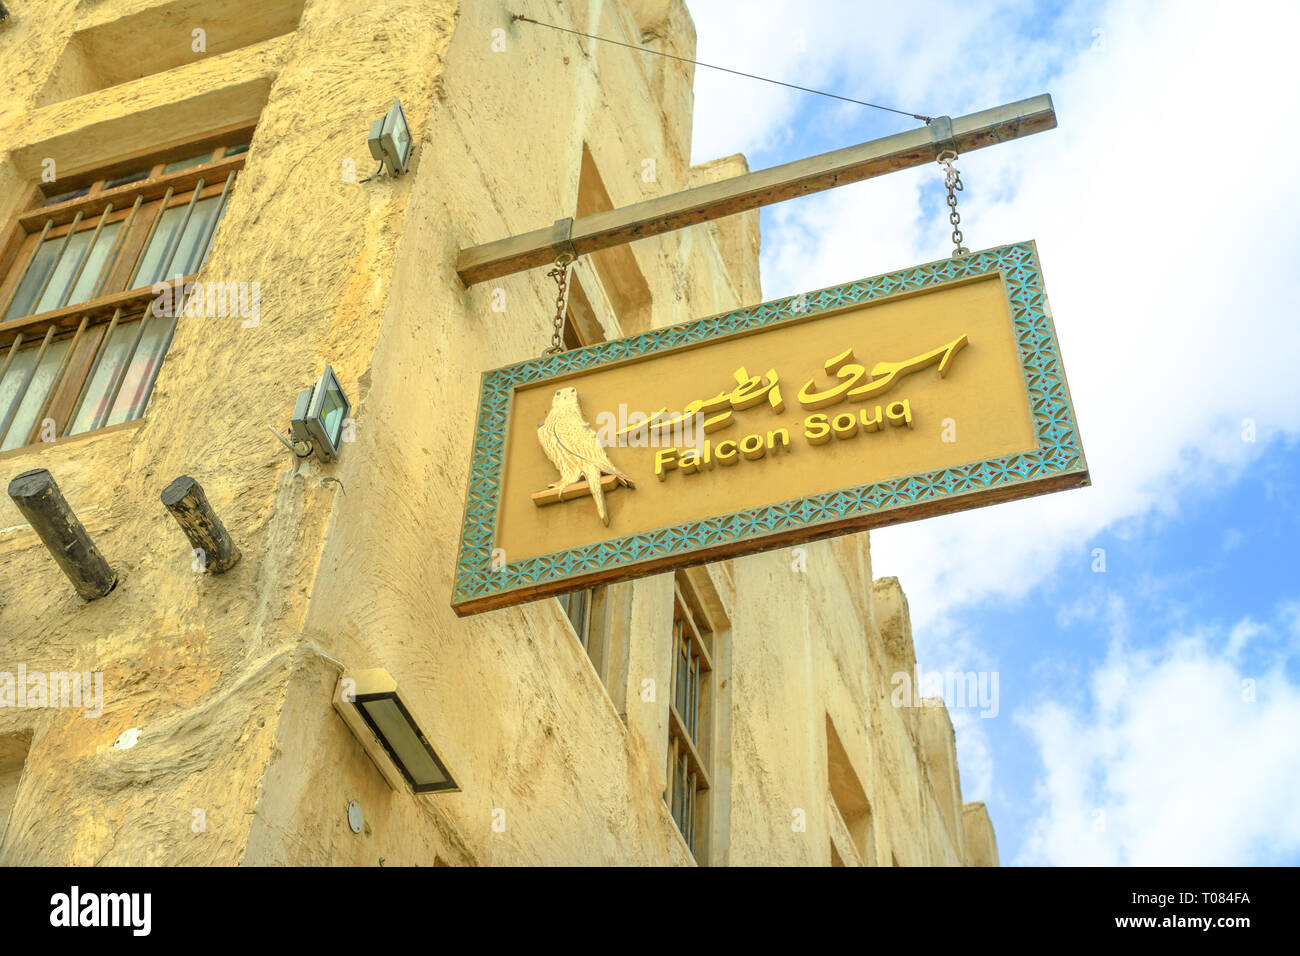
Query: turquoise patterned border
xmin=453 ymin=240 xmax=1085 ymax=610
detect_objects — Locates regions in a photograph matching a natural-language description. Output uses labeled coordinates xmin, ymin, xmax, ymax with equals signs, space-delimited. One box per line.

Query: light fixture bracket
xmin=290 ymin=365 xmax=350 ymax=463
xmin=368 ymin=99 xmax=413 ymax=177
xmin=331 ymin=669 xmax=459 ymax=795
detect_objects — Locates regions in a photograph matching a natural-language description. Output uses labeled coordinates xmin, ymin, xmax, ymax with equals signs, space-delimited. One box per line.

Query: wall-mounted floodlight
xmin=291 ymin=365 xmax=349 ymax=463
xmin=368 ymin=99 xmax=412 ymax=177
xmin=332 ymin=669 xmax=459 ymax=795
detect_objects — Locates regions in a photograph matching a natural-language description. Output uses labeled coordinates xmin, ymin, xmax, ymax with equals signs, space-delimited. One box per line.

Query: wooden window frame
xmin=826 ymin=714 xmax=877 ymax=867
xmin=666 ymin=572 xmax=716 ymax=861
xmin=558 ymin=584 xmax=622 ymax=695
xmin=0 ymin=123 xmax=252 ymax=450
xmin=558 ymin=588 xmax=593 ymax=647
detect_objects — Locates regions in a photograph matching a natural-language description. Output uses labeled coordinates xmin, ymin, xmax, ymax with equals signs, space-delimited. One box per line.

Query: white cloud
xmin=1280 ymin=601 xmax=1300 ymax=642
xmin=688 ymin=0 xmax=1060 ymax=165
xmin=687 ymin=0 xmax=1300 ymax=860
xmin=1015 ymin=613 xmax=1300 ymax=865
xmin=1225 ymin=618 xmax=1263 ymax=658
xmin=949 ymin=708 xmax=996 ymax=801
xmin=689 ymin=0 xmax=1300 ymax=636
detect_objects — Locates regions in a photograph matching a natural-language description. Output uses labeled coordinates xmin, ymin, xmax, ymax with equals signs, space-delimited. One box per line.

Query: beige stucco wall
xmin=0 ymin=0 xmax=994 ymax=866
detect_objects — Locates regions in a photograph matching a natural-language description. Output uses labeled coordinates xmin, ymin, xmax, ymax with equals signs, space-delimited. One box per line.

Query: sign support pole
xmin=455 ymin=94 xmax=1056 ymax=287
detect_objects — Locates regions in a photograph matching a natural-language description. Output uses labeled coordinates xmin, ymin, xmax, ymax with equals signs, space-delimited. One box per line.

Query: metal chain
xmin=543 ymin=253 xmax=575 ymax=354
xmin=937 ymin=150 xmax=970 ymax=258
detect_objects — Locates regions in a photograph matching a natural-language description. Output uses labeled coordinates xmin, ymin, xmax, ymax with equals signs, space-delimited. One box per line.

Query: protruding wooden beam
xmin=160 ymin=475 xmax=241 ymax=574
xmin=456 ymin=94 xmax=1057 ymax=286
xmin=7 ymin=468 xmax=117 ymax=601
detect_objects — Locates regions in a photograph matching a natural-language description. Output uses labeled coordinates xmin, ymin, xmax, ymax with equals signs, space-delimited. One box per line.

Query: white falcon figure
xmin=538 ymin=386 xmax=635 ymax=526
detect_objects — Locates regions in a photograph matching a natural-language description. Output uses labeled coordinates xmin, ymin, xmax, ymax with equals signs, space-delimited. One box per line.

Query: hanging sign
xmin=453 ymin=241 xmax=1087 ymax=615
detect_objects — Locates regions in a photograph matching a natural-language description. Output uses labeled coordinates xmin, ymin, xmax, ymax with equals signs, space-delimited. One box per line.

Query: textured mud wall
xmin=963 ymin=801 xmax=1000 ymax=866
xmin=248 ymin=0 xmax=747 ymax=867
xmin=724 ymin=540 xmax=984 ymax=866
xmin=0 ymin=0 xmax=992 ymax=866
xmin=0 ymin=0 xmax=459 ymax=864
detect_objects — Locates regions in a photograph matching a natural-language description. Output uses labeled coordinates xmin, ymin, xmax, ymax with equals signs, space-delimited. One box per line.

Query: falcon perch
xmin=537 ymin=386 xmax=635 ymax=526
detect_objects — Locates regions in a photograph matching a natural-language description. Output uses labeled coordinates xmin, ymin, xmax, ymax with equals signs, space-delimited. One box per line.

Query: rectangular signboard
xmin=453 ymin=241 xmax=1087 ymax=615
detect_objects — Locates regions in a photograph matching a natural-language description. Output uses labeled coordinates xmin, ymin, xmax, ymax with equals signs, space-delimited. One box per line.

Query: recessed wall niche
xmin=35 ymin=0 xmax=307 ymax=109
xmin=0 ymin=731 xmax=32 ymax=859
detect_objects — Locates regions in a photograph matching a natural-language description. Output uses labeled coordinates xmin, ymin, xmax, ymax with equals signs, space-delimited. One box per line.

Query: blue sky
xmin=687 ymin=0 xmax=1300 ymax=864
xmin=964 ymin=435 xmax=1300 ymax=864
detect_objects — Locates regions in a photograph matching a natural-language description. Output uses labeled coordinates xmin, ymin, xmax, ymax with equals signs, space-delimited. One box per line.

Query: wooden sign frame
xmin=452 ymin=241 xmax=1088 ymax=615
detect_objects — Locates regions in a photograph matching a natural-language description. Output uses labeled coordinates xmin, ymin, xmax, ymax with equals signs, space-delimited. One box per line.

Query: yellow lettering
xmin=715 ymin=439 xmax=738 ymax=464
xmin=739 ymin=433 xmax=766 ymax=460
xmin=804 ymin=414 xmax=831 ymax=445
xmin=886 ymin=399 xmax=913 ymax=427
xmin=730 ymin=366 xmax=786 ymax=413
xmin=766 ymin=428 xmax=790 ymax=452
xmin=690 ymin=394 xmax=733 ymax=433
xmin=799 ymin=334 xmax=971 ymax=412
xmin=832 ymin=412 xmax=858 ymax=440
xmin=655 ymin=448 xmax=678 ymax=480
xmin=617 ymin=408 xmax=666 ymax=440
xmin=797 ymin=347 xmax=867 ymax=410
xmin=861 ymin=405 xmax=883 ymax=432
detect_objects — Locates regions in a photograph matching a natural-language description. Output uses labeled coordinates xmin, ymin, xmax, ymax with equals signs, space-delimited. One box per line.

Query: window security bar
xmin=27 ymin=210 xmax=82 ymax=313
xmin=63 ymin=306 xmax=121 ymax=435
xmin=0 ymin=219 xmax=51 ymax=318
xmin=93 ymin=194 xmax=142 ymax=298
xmin=0 ymin=325 xmax=55 ymax=444
xmin=0 ymin=143 xmax=246 ymax=452
xmin=55 ymin=204 xmax=113 ymax=311
xmin=29 ymin=314 xmax=89 ymax=438
xmin=157 ymin=180 xmax=203 ymax=281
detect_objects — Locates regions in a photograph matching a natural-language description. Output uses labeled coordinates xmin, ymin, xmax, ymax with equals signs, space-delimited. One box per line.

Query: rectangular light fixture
xmin=291 ymin=364 xmax=349 ymax=462
xmin=332 ymin=669 xmax=458 ymax=795
xmin=368 ymin=99 xmax=412 ymax=176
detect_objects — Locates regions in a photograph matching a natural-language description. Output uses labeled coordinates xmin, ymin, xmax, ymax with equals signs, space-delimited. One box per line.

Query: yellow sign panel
xmin=454 ymin=242 xmax=1087 ymax=615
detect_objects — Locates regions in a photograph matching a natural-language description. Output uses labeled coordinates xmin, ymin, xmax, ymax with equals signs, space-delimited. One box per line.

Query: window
xmin=558 ymin=584 xmax=623 ymax=688
xmin=826 ymin=714 xmax=877 ymax=866
xmin=0 ymin=128 xmax=250 ymax=451
xmin=558 ymin=588 xmax=593 ymax=645
xmin=666 ymin=572 xmax=715 ymax=860
xmin=575 ymin=144 xmax=652 ymax=336
xmin=34 ymin=0 xmax=308 ymax=109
